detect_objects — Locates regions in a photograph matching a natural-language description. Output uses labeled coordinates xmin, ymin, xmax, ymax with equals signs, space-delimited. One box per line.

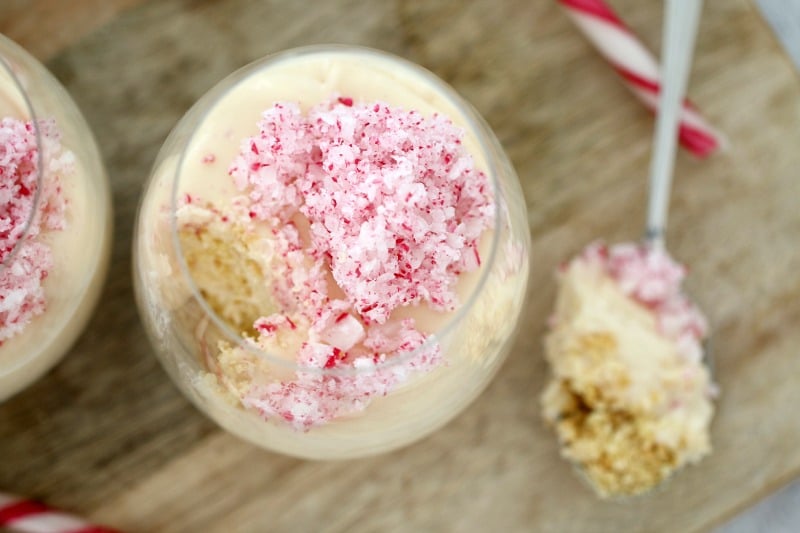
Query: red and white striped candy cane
xmin=0 ymin=493 xmax=120 ymax=533
xmin=559 ymin=0 xmax=724 ymax=158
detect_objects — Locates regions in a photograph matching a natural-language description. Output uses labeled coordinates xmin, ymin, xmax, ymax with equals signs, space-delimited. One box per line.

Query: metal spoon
xmin=570 ymin=0 xmax=712 ymax=500
xmin=645 ymin=0 xmax=703 ymax=250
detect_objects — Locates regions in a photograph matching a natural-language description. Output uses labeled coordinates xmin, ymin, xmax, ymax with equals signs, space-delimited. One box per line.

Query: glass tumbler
xmin=0 ymin=34 xmax=112 ymax=400
xmin=133 ymin=45 xmax=529 ymax=459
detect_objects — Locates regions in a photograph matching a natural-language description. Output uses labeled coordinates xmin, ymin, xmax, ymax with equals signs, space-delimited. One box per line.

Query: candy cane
xmin=0 ymin=493 xmax=120 ymax=533
xmin=559 ymin=0 xmax=724 ymax=157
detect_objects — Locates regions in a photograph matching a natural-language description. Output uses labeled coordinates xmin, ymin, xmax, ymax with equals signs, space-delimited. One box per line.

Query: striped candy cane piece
xmin=559 ymin=0 xmax=724 ymax=157
xmin=0 ymin=493 xmax=120 ymax=533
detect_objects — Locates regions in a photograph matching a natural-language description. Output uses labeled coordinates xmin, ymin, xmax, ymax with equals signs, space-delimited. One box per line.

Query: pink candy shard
xmin=0 ymin=117 xmax=68 ymax=343
xmin=310 ymin=299 xmax=365 ymax=351
xmin=230 ymin=98 xmax=494 ymax=324
xmin=578 ymin=241 xmax=708 ymax=363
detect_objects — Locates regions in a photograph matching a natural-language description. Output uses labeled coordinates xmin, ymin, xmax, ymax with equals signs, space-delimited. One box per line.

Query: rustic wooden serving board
xmin=1 ymin=1 xmax=799 ymax=531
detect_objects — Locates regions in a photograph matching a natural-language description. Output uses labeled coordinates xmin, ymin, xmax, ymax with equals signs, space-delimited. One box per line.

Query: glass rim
xmin=0 ymin=40 xmax=44 ymax=272
xmin=168 ymin=44 xmax=503 ymax=376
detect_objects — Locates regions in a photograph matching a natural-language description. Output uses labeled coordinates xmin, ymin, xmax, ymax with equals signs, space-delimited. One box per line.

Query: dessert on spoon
xmin=541 ymin=0 xmax=717 ymax=498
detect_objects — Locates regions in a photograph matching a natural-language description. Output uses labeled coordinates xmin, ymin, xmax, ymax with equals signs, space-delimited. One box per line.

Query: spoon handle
xmin=645 ymin=0 xmax=704 ymax=248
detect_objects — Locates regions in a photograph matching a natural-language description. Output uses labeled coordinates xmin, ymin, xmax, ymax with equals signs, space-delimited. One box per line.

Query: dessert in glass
xmin=134 ymin=45 xmax=529 ymax=459
xmin=0 ymin=34 xmax=112 ymax=401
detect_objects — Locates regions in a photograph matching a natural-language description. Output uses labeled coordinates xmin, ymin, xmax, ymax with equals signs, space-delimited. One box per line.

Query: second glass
xmin=0 ymin=34 xmax=112 ymax=401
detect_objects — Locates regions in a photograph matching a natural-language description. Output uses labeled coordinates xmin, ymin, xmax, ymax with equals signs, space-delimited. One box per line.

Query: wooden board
xmin=1 ymin=1 xmax=799 ymax=531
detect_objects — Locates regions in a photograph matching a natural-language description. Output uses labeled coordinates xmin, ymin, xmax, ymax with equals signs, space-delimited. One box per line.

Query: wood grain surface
xmin=1 ymin=1 xmax=799 ymax=532
xmin=0 ymin=0 xmax=145 ymax=60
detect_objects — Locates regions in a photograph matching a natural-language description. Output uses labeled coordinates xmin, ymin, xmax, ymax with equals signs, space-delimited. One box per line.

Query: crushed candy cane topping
xmin=186 ymin=96 xmax=495 ymax=430
xmin=229 ymin=98 xmax=495 ymax=324
xmin=575 ymin=241 xmax=708 ymax=363
xmin=0 ymin=117 xmax=69 ymax=342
